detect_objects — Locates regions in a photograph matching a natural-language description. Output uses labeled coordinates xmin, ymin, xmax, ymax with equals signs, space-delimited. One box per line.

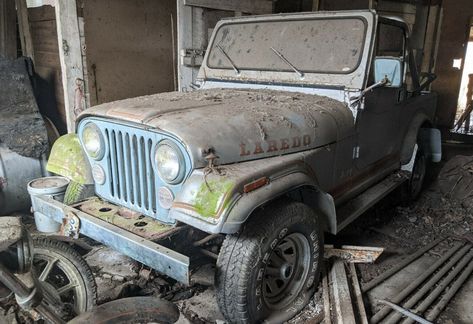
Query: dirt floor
xmin=2 ymin=143 xmax=473 ymax=323
xmin=76 ymin=143 xmax=473 ymax=323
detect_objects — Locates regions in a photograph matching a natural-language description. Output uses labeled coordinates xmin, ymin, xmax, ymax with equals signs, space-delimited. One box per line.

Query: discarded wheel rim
xmin=262 ymin=232 xmax=311 ymax=309
xmin=67 ymin=297 xmax=180 ymax=324
xmin=33 ymin=238 xmax=96 ymax=320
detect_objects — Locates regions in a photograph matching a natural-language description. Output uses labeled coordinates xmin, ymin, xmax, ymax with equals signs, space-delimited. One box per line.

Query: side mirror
xmin=374 ymin=57 xmax=403 ymax=87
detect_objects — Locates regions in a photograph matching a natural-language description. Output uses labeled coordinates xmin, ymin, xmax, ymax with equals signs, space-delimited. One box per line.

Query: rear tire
xmin=404 ymin=146 xmax=427 ymax=201
xmin=215 ymin=200 xmax=322 ymax=324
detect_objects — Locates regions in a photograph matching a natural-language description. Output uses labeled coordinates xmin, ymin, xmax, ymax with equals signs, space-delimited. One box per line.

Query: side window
xmin=370 ymin=23 xmax=407 ymax=88
xmin=377 ymin=24 xmax=405 ymax=58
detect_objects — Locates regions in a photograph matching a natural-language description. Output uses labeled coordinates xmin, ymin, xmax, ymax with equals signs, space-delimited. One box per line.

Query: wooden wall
xmin=0 ymin=0 xmax=17 ymax=59
xmin=28 ymin=5 xmax=66 ymax=133
xmin=83 ymin=0 xmax=177 ymax=106
xmin=432 ymin=0 xmax=473 ymax=128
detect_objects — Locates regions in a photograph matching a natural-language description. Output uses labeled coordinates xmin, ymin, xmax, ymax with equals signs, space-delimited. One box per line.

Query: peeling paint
xmin=46 ymin=134 xmax=94 ymax=184
xmin=193 ymin=179 xmax=234 ymax=218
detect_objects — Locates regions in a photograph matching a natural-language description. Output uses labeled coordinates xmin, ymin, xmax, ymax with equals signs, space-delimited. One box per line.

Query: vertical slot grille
xmin=105 ymin=128 xmax=156 ymax=214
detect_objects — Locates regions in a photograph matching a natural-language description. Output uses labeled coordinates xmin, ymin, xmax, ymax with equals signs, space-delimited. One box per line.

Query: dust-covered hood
xmin=79 ymin=89 xmax=354 ymax=167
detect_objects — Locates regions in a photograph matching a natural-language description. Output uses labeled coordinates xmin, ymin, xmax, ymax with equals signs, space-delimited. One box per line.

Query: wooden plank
xmin=325 ymin=245 xmax=384 ymax=263
xmin=0 ymin=0 xmax=17 ymax=59
xmin=184 ymin=0 xmax=272 ymax=14
xmin=329 ymin=259 xmax=356 ymax=324
xmin=349 ymin=263 xmax=369 ymax=324
xmin=377 ymin=1 xmax=416 ymax=14
xmin=77 ymin=16 xmax=89 ymax=108
xmin=322 ymin=265 xmax=332 ymax=324
xmin=177 ymin=0 xmax=200 ymax=91
xmin=16 ymin=0 xmax=35 ymax=62
xmin=28 ymin=5 xmax=55 ymax=22
xmin=34 ymin=50 xmax=60 ymax=67
xmin=55 ymin=0 xmax=85 ymax=132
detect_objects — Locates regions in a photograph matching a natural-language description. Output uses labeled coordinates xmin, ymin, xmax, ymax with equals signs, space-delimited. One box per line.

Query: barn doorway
xmin=455 ymin=22 xmax=473 ymax=133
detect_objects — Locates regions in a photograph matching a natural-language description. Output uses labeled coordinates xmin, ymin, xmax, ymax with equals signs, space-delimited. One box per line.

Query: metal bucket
xmin=0 ymin=147 xmax=48 ymax=215
xmin=27 ymin=176 xmax=69 ymax=233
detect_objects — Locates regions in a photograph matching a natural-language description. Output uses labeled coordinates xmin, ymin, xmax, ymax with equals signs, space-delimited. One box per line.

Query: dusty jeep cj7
xmin=31 ymin=10 xmax=441 ymax=323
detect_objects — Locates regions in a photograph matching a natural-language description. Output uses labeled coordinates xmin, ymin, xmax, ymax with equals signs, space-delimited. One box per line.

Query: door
xmin=355 ymin=22 xmax=407 ymax=173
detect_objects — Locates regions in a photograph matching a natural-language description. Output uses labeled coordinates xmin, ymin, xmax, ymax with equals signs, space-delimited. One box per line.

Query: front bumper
xmin=31 ymin=195 xmax=190 ymax=284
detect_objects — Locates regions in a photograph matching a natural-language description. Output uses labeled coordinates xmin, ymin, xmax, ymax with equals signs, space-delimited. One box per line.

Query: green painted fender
xmin=46 ymin=134 xmax=94 ymax=185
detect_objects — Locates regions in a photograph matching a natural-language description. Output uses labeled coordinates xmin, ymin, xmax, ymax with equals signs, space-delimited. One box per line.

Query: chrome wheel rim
xmin=262 ymin=233 xmax=311 ymax=309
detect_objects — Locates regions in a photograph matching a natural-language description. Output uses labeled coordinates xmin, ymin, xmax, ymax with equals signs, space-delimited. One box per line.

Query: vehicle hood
xmin=79 ymin=88 xmax=354 ymax=167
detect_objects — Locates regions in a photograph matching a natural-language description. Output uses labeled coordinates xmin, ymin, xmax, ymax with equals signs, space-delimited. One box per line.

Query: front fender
xmin=46 ymin=134 xmax=94 ymax=185
xmin=169 ymin=148 xmax=335 ymax=234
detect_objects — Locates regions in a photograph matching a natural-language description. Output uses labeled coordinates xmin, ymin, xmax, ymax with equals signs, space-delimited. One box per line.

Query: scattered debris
xmin=325 ymin=245 xmax=384 ymax=263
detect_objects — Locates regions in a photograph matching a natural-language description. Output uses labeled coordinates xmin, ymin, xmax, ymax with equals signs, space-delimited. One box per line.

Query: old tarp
xmin=0 ymin=57 xmax=48 ymax=158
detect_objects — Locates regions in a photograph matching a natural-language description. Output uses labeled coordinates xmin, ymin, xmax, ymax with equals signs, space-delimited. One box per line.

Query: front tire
xmin=215 ymin=200 xmax=322 ymax=324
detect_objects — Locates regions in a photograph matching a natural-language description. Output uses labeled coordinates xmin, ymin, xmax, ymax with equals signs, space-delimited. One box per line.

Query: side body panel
xmin=169 ymin=145 xmax=337 ymax=234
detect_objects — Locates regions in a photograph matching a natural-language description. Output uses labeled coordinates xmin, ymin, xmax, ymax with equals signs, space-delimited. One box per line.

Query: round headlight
xmin=155 ymin=142 xmax=184 ymax=184
xmin=82 ymin=123 xmax=104 ymax=160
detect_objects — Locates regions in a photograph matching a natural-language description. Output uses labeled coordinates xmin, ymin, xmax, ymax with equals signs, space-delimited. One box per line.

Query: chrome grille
xmin=105 ymin=129 xmax=157 ymax=214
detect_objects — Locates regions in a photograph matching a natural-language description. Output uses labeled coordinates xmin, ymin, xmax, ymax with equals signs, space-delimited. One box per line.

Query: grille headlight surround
xmin=81 ymin=123 xmax=105 ymax=160
xmin=154 ymin=140 xmax=185 ymax=184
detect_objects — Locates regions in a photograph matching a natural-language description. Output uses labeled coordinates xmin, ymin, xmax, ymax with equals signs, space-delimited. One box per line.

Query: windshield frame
xmin=206 ymin=16 xmax=368 ymax=75
xmin=198 ymin=10 xmax=377 ymax=90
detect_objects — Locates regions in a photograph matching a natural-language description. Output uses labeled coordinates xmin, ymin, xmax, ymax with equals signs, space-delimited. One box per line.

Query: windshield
xmin=207 ymin=17 xmax=367 ymax=75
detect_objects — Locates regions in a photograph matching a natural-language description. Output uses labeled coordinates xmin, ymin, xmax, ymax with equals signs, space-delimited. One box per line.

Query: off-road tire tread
xmin=64 ymin=181 xmax=85 ymax=205
xmin=33 ymin=237 xmax=97 ymax=310
xmin=216 ymin=200 xmax=320 ymax=324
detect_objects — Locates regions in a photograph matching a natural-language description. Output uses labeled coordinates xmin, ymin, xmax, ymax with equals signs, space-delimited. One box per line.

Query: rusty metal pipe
xmin=199 ymin=248 xmax=218 ymax=260
xmin=370 ymin=241 xmax=464 ymax=323
xmin=362 ymin=237 xmax=444 ymax=292
xmin=377 ymin=300 xmax=432 ymax=324
xmin=193 ymin=234 xmax=221 ymax=247
xmin=425 ymin=255 xmax=473 ymax=321
xmin=0 ymin=263 xmax=64 ymax=323
xmin=385 ymin=245 xmax=473 ymax=324
xmin=0 ymin=263 xmax=30 ymax=298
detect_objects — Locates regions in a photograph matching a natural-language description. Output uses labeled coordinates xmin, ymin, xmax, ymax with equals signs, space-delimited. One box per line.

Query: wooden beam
xmin=177 ymin=0 xmax=207 ymax=91
xmin=16 ymin=0 xmax=34 ymax=63
xmin=54 ymin=0 xmax=85 ymax=133
xmin=0 ymin=0 xmax=17 ymax=59
xmin=184 ymin=0 xmax=272 ymax=14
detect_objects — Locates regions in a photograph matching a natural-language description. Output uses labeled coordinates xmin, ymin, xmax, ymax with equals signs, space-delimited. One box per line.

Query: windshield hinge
xmin=180 ymin=49 xmax=205 ymax=67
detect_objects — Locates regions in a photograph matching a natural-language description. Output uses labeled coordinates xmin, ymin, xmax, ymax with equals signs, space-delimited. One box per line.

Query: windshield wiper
xmin=270 ymin=47 xmax=304 ymax=78
xmin=217 ymin=44 xmax=240 ymax=75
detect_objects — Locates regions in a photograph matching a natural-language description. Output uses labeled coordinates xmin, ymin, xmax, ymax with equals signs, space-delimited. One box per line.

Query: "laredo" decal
xmin=240 ymin=135 xmax=311 ymax=156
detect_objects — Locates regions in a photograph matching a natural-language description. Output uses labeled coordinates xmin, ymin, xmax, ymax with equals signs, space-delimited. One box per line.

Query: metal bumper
xmin=31 ymin=195 xmax=190 ymax=284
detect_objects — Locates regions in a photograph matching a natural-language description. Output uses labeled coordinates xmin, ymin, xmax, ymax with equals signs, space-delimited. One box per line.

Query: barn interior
xmin=1 ymin=0 xmax=473 ymax=323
